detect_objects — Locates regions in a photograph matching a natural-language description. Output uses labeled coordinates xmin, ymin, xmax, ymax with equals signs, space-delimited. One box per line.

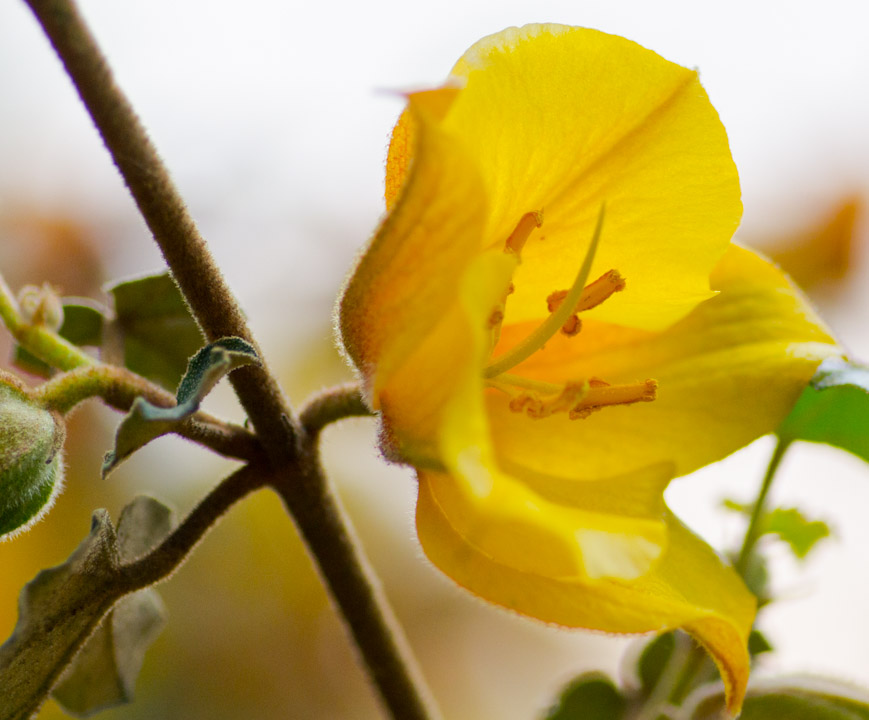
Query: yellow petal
xmin=416 ymin=483 xmax=755 ymax=714
xmin=339 ymin=87 xmax=486 ymax=408
xmin=488 ymin=245 xmax=840 ymax=480
xmin=420 ymin=461 xmax=672 ymax=580
xmin=377 ymin=248 xmax=516 ymax=465
xmin=440 ymin=24 xmax=741 ymax=330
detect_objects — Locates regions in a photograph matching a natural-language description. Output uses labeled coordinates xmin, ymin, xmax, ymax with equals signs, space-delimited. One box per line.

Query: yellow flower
xmin=339 ymin=24 xmax=839 ymax=713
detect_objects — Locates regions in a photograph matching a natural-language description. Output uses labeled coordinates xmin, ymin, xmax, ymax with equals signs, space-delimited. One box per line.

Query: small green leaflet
xmin=102 ymin=337 xmax=259 ymax=478
xmin=723 ymin=501 xmax=831 ymax=561
xmin=778 ymin=357 xmax=869 ymax=463
xmin=543 ymin=673 xmax=627 ymax=720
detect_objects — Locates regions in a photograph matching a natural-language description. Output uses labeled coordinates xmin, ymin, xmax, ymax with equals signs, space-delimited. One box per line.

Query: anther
xmin=568 ymin=378 xmax=657 ymax=420
xmin=504 ymin=211 xmax=543 ymax=255
xmin=509 ymin=382 xmax=587 ymax=419
xmin=547 ymin=270 xmax=625 ymax=336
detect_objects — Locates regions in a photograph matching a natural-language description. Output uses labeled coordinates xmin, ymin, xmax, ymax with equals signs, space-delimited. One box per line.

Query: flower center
xmin=483 ymin=205 xmax=657 ymax=420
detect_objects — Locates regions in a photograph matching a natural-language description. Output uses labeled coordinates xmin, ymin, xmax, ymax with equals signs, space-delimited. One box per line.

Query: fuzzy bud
xmin=0 ymin=374 xmax=65 ymax=540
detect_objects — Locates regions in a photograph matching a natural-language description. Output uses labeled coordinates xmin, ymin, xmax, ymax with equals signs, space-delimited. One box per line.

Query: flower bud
xmin=0 ymin=374 xmax=65 ymax=539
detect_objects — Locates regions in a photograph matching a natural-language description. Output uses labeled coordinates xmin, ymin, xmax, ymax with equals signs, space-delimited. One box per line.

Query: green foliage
xmin=747 ymin=630 xmax=773 ymax=658
xmin=102 ymin=337 xmax=259 ymax=477
xmin=778 ymin=357 xmax=869 ymax=463
xmin=543 ymin=673 xmax=626 ymax=720
xmin=637 ymin=632 xmax=676 ymax=694
xmin=106 ymin=272 xmax=203 ymax=390
xmin=682 ymin=677 xmax=869 ymax=720
xmin=0 ymin=497 xmax=174 ymax=720
xmin=724 ymin=500 xmax=831 ymax=562
xmin=51 ymin=497 xmax=174 ymax=717
xmin=0 ymin=380 xmax=65 ymax=539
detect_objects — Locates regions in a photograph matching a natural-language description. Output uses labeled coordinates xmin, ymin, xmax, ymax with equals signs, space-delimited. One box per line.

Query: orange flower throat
xmin=485 ymin=207 xmax=658 ymax=420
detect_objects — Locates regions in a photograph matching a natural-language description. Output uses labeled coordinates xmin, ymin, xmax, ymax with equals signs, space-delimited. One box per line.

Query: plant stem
xmin=0 ymin=273 xmax=94 ymax=370
xmin=120 ymin=462 xmax=269 ymax=588
xmin=23 ymin=2 xmax=439 ymax=718
xmin=735 ymin=438 xmax=791 ymax=577
xmin=300 ymin=383 xmax=372 ymax=440
xmin=33 ymin=364 xmax=264 ymax=463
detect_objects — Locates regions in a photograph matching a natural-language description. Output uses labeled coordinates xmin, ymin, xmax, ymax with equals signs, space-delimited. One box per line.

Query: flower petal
xmin=488 ymin=245 xmax=840 ymax=480
xmin=416 ymin=483 xmax=754 ymax=714
xmin=441 ymin=24 xmax=741 ymax=330
xmin=339 ymin=87 xmax=486 ymax=407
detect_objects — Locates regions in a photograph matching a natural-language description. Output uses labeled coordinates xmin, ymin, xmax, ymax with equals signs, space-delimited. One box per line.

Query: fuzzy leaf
xmin=778 ymin=357 xmax=869 ymax=463
xmin=107 ymin=272 xmax=203 ymax=390
xmin=544 ymin=673 xmax=627 ymax=720
xmin=102 ymin=337 xmax=258 ymax=477
xmin=681 ymin=677 xmax=869 ymax=720
xmin=51 ymin=497 xmax=174 ymax=717
xmin=0 ymin=510 xmax=120 ymax=720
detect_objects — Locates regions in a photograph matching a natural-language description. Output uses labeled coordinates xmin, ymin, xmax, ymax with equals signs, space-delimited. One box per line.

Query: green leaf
xmin=107 ymin=272 xmax=203 ymax=390
xmin=681 ymin=677 xmax=869 ymax=720
xmin=778 ymin=357 xmax=869 ymax=463
xmin=543 ymin=673 xmax=627 ymax=720
xmin=723 ymin=501 xmax=831 ymax=563
xmin=764 ymin=508 xmax=831 ymax=559
xmin=747 ymin=630 xmax=773 ymax=658
xmin=637 ymin=632 xmax=676 ymax=695
xmin=51 ymin=497 xmax=174 ymax=717
xmin=102 ymin=337 xmax=259 ymax=478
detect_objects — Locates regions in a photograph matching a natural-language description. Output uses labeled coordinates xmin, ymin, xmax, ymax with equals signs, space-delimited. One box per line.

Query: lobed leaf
xmin=0 ymin=497 xmax=174 ymax=720
xmin=51 ymin=497 xmax=174 ymax=717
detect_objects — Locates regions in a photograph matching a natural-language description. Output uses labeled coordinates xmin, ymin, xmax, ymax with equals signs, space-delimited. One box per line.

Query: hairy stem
xmin=24 ymin=2 xmax=439 ymax=718
xmin=735 ymin=438 xmax=791 ymax=577
xmin=33 ymin=364 xmax=264 ymax=463
xmin=275 ymin=424 xmax=438 ymax=720
xmin=120 ymin=462 xmax=269 ymax=588
xmin=300 ymin=383 xmax=372 ymax=440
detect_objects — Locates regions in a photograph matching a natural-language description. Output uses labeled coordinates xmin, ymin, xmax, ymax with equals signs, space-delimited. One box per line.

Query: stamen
xmin=484 ymin=203 xmax=606 ymax=379
xmin=504 ymin=211 xmax=543 ymax=255
xmin=488 ymin=373 xmax=658 ymax=421
xmin=569 ymin=378 xmax=657 ymax=419
xmin=546 ymin=270 xmax=625 ymax=336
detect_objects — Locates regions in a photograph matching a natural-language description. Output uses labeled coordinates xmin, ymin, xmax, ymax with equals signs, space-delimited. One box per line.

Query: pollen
xmin=504 ymin=211 xmax=543 ymax=255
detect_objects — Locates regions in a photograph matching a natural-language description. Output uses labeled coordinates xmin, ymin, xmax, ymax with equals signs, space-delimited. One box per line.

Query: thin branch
xmin=274 ymin=436 xmax=440 ymax=720
xmin=120 ymin=462 xmax=269 ymax=589
xmin=299 ymin=383 xmax=372 ymax=441
xmin=23 ymin=2 xmax=440 ymax=719
xmin=735 ymin=438 xmax=791 ymax=577
xmin=33 ymin=364 xmax=264 ymax=464
xmin=23 ymin=0 xmax=299 ymax=451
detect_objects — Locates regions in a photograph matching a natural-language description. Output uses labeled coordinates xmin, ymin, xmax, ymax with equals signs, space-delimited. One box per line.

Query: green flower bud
xmin=0 ymin=374 xmax=65 ymax=540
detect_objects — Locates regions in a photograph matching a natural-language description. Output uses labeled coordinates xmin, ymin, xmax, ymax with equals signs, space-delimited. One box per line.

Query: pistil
xmin=483 ymin=204 xmax=606 ymax=379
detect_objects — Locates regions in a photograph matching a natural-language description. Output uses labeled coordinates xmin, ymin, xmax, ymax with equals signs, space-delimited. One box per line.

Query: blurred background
xmin=1 ymin=1 xmax=868 ymax=718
